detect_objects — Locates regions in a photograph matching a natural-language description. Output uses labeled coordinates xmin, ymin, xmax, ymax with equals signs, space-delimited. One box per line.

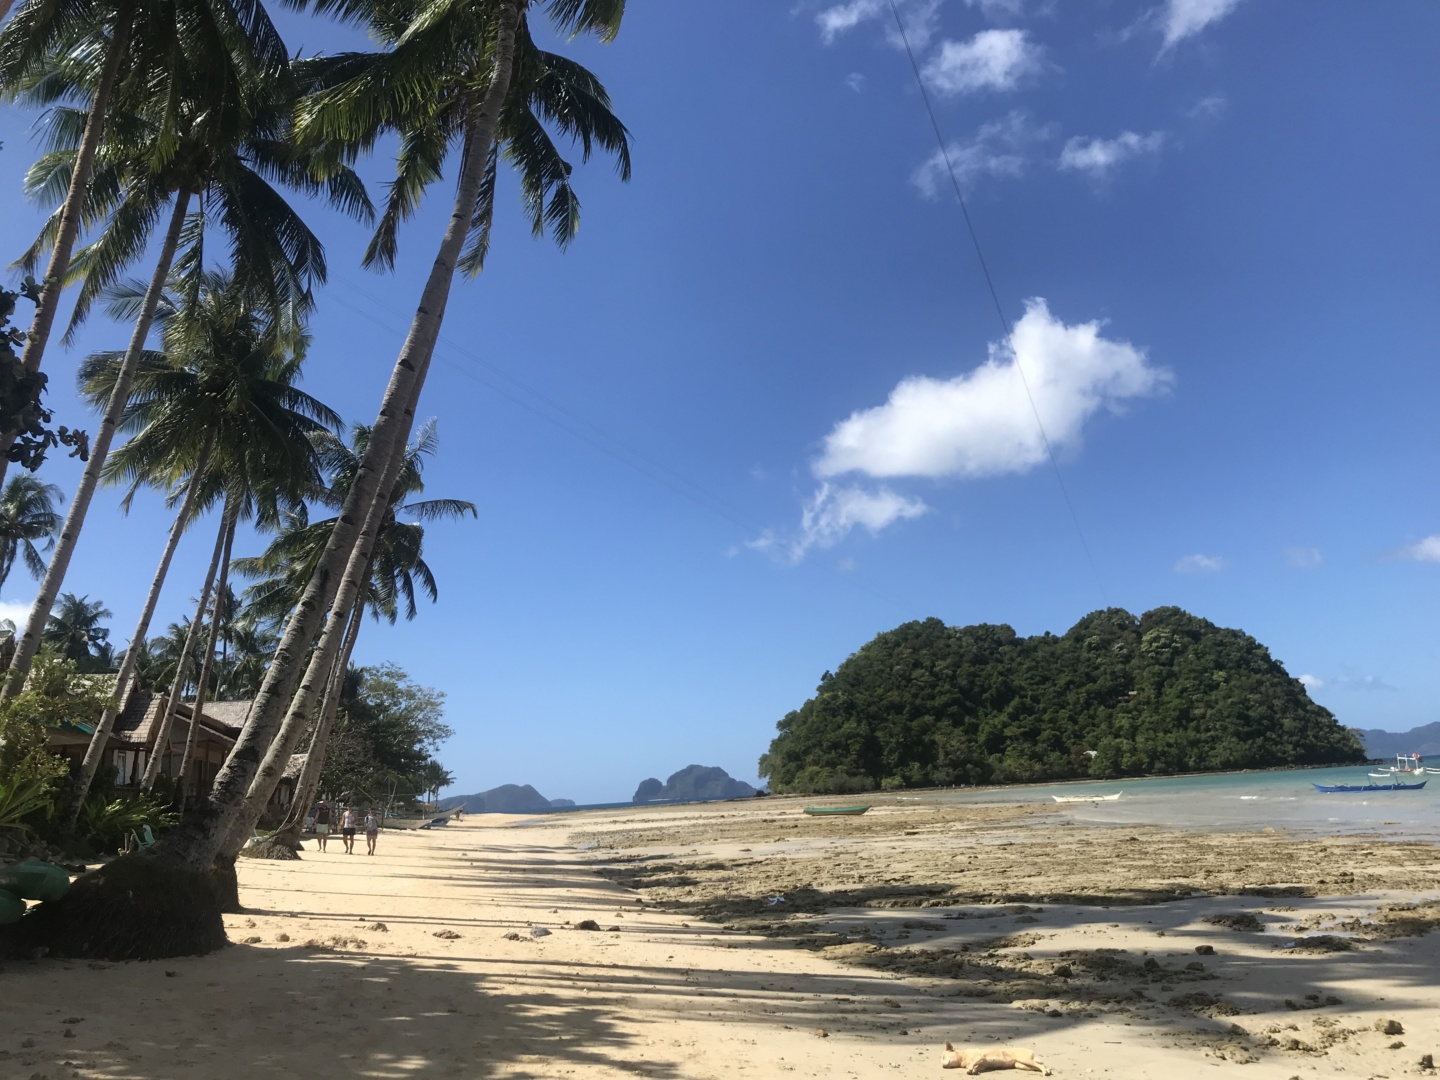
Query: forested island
xmin=759 ymin=607 xmax=1366 ymax=794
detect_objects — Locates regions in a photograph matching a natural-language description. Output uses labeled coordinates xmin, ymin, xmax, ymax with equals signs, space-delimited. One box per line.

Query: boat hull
xmin=1313 ymin=781 xmax=1427 ymax=793
xmin=803 ymin=805 xmax=871 ymax=816
xmin=1052 ymin=792 xmax=1122 ymax=803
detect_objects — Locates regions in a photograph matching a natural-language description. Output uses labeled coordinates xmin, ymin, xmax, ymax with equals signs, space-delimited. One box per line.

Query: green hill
xmin=759 ymin=607 xmax=1365 ymax=794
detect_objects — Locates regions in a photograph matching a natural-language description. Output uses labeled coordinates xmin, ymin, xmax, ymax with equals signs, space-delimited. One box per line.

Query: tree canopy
xmin=759 ymin=606 xmax=1366 ymax=795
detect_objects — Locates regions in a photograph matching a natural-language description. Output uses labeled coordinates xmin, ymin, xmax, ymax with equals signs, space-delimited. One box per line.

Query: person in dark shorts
xmin=314 ymin=802 xmax=333 ymax=851
xmin=340 ymin=805 xmax=359 ymax=854
xmin=364 ymin=809 xmax=380 ymax=855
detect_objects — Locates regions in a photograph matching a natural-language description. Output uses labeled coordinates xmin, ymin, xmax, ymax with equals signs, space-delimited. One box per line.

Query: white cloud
xmin=1284 ymin=546 xmax=1323 ymax=570
xmin=1174 ymin=553 xmax=1224 ymax=574
xmin=922 ymin=29 xmax=1043 ymax=95
xmin=1059 ymin=131 xmax=1166 ymax=178
xmin=1158 ymin=0 xmax=1244 ymax=50
xmin=750 ymin=483 xmax=928 ymax=563
xmin=816 ymin=298 xmax=1170 ymax=481
xmin=0 ymin=599 xmax=33 ymax=633
xmin=844 ymin=71 xmax=867 ymax=92
xmin=815 ymin=0 xmax=942 ymax=50
xmin=912 ymin=110 xmax=1054 ymax=197
xmin=1399 ymin=535 xmax=1440 ymax=563
xmin=1301 ymin=672 xmax=1396 ymax=694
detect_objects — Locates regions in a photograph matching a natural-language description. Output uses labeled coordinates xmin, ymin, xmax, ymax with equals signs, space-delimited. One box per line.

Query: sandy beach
xmin=6 ymin=799 xmax=1440 ymax=1078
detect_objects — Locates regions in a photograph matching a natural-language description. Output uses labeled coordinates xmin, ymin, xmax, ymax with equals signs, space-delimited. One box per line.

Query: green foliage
xmin=0 ymin=771 xmax=60 ymax=835
xmin=0 ymin=284 xmax=88 ymax=470
xmin=0 ymin=650 xmax=110 ymax=788
xmin=74 ymin=792 xmax=178 ymax=853
xmin=759 ymin=607 xmax=1367 ymax=795
xmin=321 ymin=663 xmax=452 ymax=801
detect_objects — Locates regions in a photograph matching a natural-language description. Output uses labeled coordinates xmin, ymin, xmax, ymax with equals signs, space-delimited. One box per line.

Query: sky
xmin=1 ymin=0 xmax=1437 ymax=805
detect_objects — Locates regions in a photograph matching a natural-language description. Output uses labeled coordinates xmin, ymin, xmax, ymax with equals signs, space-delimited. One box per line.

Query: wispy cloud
xmin=1284 ymin=546 xmax=1323 ymax=570
xmin=1157 ymin=0 xmax=1244 ymax=51
xmin=965 ymin=0 xmax=1026 ymax=19
xmin=1174 ymin=553 xmax=1224 ymax=574
xmin=912 ymin=110 xmax=1055 ymax=196
xmin=816 ymin=299 xmax=1169 ymax=481
xmin=844 ymin=71 xmax=867 ymax=92
xmin=815 ymin=0 xmax=942 ymax=50
xmin=756 ymin=300 xmax=1166 ymax=561
xmin=922 ymin=29 xmax=1043 ymax=95
xmin=1059 ymin=130 xmax=1166 ymax=178
xmin=1187 ymin=94 xmax=1227 ymax=120
xmin=1298 ymin=672 xmax=1397 ymax=693
xmin=749 ymin=483 xmax=928 ymax=563
xmin=1398 ymin=534 xmax=1440 ymax=563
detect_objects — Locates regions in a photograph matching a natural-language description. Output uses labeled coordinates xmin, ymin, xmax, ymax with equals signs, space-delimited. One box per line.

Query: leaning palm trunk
xmin=224 ymin=466 xmax=397 ymax=860
xmin=138 ymin=489 xmax=230 ymax=792
xmin=61 ymin=440 xmax=213 ymax=828
xmin=243 ymin=594 xmax=366 ymax=860
xmin=0 ymin=22 xmax=131 ymax=489
xmin=173 ymin=504 xmax=237 ymax=795
xmin=151 ymin=5 xmax=522 ymax=875
xmin=2 ymin=188 xmax=193 ymax=699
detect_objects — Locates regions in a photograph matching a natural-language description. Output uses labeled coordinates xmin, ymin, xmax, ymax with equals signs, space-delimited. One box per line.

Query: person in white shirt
xmin=340 ymin=806 xmax=359 ymax=854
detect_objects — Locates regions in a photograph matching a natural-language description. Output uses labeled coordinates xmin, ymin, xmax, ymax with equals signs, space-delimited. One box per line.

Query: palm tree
xmin=0 ymin=0 xmax=290 ymax=480
xmin=420 ymin=759 xmax=452 ymax=810
xmin=41 ymin=591 xmax=110 ymax=667
xmin=236 ymin=421 xmax=474 ymax=849
xmin=0 ymin=31 xmax=368 ymax=701
xmin=189 ymin=0 xmax=629 ymax=881
xmin=59 ymin=271 xmax=339 ymax=819
xmin=0 ymin=474 xmax=62 ymax=594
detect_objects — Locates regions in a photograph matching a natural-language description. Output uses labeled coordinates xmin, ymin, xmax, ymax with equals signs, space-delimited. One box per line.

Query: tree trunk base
xmin=239 ymin=833 xmax=303 ymax=861
xmin=0 ymin=853 xmax=226 ymax=961
xmin=213 ymin=853 xmax=242 ymax=914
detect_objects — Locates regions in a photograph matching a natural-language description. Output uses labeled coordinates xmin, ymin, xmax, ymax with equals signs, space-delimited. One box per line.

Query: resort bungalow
xmin=48 ymin=687 xmax=304 ymax=815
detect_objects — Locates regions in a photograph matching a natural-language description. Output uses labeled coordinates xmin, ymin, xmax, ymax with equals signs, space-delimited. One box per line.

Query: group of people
xmin=305 ymin=801 xmax=381 ymax=854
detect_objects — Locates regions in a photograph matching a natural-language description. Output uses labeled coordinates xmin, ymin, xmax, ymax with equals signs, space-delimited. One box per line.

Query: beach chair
xmin=129 ymin=824 xmax=157 ymax=851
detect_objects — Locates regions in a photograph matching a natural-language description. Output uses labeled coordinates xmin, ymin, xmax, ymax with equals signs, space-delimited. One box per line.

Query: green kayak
xmin=0 ymin=888 xmax=24 ymax=924
xmin=0 ymin=858 xmax=71 ymax=903
xmin=802 ymin=805 xmax=871 ymax=816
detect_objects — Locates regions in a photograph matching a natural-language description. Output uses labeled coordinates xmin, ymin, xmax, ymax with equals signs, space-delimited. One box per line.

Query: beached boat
xmin=1313 ymin=780 xmax=1427 ymax=793
xmin=383 ymin=806 xmax=462 ymax=829
xmin=803 ymin=805 xmax=871 ymax=816
xmin=1052 ymin=792 xmax=1122 ymax=803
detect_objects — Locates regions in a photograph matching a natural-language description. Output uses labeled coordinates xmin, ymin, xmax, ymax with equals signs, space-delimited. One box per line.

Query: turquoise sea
xmin=915 ymin=766 xmax=1440 ymax=841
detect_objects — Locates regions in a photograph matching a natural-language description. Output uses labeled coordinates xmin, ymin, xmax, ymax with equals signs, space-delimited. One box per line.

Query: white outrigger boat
xmin=1052 ymin=791 xmax=1122 ymax=804
xmin=383 ymin=805 xmax=462 ymax=830
xmin=1369 ymin=753 xmax=1438 ymax=779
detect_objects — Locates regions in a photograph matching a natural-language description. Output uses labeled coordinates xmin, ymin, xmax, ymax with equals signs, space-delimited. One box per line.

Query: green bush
xmin=74 ymin=793 xmax=178 ymax=854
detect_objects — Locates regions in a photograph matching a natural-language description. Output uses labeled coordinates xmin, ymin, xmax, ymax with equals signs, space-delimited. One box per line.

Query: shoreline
xmin=6 ymin=800 xmax=1438 ymax=1078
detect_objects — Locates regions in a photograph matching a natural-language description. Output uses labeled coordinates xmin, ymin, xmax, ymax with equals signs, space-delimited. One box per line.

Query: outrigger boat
xmin=1370 ymin=753 xmax=1431 ymax=780
xmin=383 ymin=805 xmax=462 ymax=829
xmin=803 ymin=805 xmax=871 ymax=816
xmin=1313 ymin=780 xmax=1427 ymax=793
xmin=1052 ymin=791 xmax=1122 ymax=804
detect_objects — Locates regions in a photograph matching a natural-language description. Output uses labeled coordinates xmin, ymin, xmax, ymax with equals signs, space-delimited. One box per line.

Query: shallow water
xmin=921 ymin=765 xmax=1440 ymax=840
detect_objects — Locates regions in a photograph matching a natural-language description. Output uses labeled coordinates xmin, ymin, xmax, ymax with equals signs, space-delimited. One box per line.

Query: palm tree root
xmin=0 ymin=853 xmax=226 ymax=960
xmin=239 ymin=829 xmax=303 ymax=861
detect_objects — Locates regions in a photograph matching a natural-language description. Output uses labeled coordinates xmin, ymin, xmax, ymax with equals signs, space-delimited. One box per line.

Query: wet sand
xmin=4 ymin=798 xmax=1439 ymax=1078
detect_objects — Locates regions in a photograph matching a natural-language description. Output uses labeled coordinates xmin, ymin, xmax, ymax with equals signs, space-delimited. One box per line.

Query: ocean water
xmin=918 ymin=766 xmax=1440 ymax=841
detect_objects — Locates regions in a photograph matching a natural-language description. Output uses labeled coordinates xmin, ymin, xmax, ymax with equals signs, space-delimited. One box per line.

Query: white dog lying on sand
xmin=941 ymin=1042 xmax=1051 ymax=1074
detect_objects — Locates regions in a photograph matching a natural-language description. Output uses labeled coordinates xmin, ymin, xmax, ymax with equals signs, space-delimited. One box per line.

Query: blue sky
xmin=1 ymin=0 xmax=1438 ymax=804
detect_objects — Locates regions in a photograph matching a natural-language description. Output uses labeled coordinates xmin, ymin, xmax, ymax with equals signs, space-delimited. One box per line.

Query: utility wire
xmin=886 ymin=0 xmax=1109 ymax=605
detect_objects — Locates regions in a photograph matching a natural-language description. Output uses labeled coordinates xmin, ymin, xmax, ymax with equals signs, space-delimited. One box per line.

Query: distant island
xmin=633 ymin=765 xmax=756 ymax=804
xmin=440 ymin=784 xmax=572 ymax=814
xmin=1359 ymin=722 xmax=1440 ymax=760
xmin=760 ymin=607 xmax=1367 ymax=795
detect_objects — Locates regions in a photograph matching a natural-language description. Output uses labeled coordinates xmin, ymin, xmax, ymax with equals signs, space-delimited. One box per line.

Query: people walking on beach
xmin=341 ymin=805 xmax=359 ymax=854
xmin=364 ymin=809 xmax=380 ymax=855
xmin=314 ymin=802 xmax=333 ymax=851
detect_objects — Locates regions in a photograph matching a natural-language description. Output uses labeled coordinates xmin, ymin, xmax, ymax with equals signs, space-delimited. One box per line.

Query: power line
xmin=886 ymin=0 xmax=1109 ymax=605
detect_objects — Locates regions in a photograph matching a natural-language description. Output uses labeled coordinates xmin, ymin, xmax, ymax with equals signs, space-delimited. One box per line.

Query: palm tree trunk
xmin=173 ymin=503 xmax=236 ymax=794
xmin=151 ymin=4 xmax=522 ymax=873
xmin=254 ymin=596 xmax=366 ymax=855
xmin=0 ymin=19 xmax=131 ymax=488
xmin=138 ymin=489 xmax=230 ymax=792
xmin=60 ymin=440 xmax=212 ymax=828
xmin=224 ymin=486 xmax=392 ymax=857
xmin=1 ymin=188 xmax=193 ymax=701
